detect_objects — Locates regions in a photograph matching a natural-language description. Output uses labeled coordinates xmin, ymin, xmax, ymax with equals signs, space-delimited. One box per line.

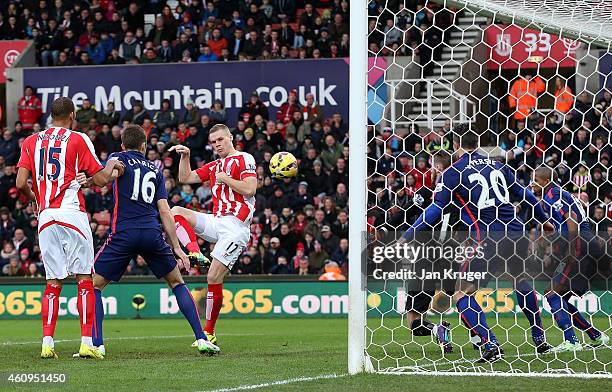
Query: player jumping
xmin=80 ymin=125 xmax=219 ymax=356
xmin=16 ymin=97 xmax=125 ymax=359
xmin=170 ymin=124 xmax=257 ymax=346
xmin=400 ymin=123 xmax=554 ymax=362
xmin=532 ymin=166 xmax=610 ymax=352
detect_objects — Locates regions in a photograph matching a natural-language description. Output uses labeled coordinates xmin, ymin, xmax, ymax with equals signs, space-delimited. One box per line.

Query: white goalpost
xmin=348 ymin=0 xmax=612 ymax=378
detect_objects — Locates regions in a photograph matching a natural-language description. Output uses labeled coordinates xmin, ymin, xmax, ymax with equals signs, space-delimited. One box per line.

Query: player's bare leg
xmin=454 ymin=281 xmax=503 ymax=362
xmin=164 ymin=267 xmax=220 ymax=355
xmin=171 ymin=206 xmax=210 ymax=267
xmin=41 ymin=278 xmax=63 ymax=358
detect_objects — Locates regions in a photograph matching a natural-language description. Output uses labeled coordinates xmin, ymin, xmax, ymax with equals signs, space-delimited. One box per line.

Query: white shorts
xmin=194 ymin=213 xmax=250 ymax=269
xmin=38 ymin=208 xmax=94 ymax=280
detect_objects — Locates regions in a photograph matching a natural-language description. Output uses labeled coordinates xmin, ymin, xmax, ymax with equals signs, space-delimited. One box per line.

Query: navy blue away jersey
xmin=404 ymin=152 xmax=549 ymax=240
xmin=108 ymin=150 xmax=167 ymax=233
xmin=542 ymin=186 xmax=592 ymax=235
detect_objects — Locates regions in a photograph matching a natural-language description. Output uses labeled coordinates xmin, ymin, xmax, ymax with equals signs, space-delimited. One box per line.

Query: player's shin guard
xmin=546 ymin=292 xmax=579 ymax=343
xmin=42 ymin=283 xmax=62 ymax=341
xmin=93 ymin=288 xmax=104 ymax=347
xmin=515 ymin=281 xmax=545 ymax=344
xmin=204 ymin=283 xmax=223 ymax=334
xmin=562 ymin=294 xmax=601 ymax=340
xmin=174 ymin=214 xmax=200 ymax=254
xmin=173 ymin=283 xmax=206 ymax=340
xmin=456 ymin=295 xmax=498 ymax=347
xmin=77 ymin=280 xmax=95 ymax=347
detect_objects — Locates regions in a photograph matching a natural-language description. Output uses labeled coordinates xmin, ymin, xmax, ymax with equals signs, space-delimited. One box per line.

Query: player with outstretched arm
xmin=79 ymin=125 xmax=220 ymax=356
xmin=400 ymin=123 xmax=555 ymax=362
xmin=170 ymin=124 xmax=257 ymax=346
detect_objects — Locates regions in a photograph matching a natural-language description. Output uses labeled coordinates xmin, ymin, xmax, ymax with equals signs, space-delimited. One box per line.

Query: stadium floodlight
xmin=348 ymin=0 xmax=611 ymax=379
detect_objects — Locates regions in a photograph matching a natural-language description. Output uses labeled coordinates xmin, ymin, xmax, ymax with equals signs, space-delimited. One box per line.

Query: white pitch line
xmin=379 ymin=370 xmax=612 ymax=379
xmin=0 ymin=333 xmax=265 ymax=346
xmin=201 ymin=373 xmax=348 ymax=392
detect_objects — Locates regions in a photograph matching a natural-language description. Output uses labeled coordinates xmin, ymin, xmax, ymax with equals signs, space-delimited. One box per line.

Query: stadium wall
xmin=6 ymin=58 xmax=350 ymax=125
xmin=0 ymin=279 xmax=609 ymax=319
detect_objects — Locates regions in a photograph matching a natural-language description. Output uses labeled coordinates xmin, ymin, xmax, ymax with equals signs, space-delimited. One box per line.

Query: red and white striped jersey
xmin=195 ymin=151 xmax=257 ymax=222
xmin=17 ymin=127 xmax=103 ymax=213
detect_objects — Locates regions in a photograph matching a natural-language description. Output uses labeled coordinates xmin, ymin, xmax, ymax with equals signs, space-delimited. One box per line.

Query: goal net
xmin=348 ymin=0 xmax=612 ymax=378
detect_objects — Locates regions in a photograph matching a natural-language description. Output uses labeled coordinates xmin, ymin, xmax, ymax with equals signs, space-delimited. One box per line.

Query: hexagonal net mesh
xmin=364 ymin=0 xmax=611 ymax=377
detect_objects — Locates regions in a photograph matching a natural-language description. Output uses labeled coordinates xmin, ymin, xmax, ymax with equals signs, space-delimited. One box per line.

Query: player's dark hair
xmin=452 ymin=123 xmax=478 ymax=150
xmin=50 ymin=97 xmax=75 ymax=120
xmin=534 ymin=165 xmax=558 ymax=183
xmin=210 ymin=124 xmax=230 ymax=135
xmin=122 ymin=124 xmax=146 ymax=150
xmin=433 ymin=150 xmax=452 ymax=169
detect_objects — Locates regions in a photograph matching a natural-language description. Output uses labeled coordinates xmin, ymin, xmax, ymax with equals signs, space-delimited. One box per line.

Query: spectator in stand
xmin=320 ymin=135 xmax=343 ymax=171
xmin=182 ymin=99 xmax=200 ymax=127
xmin=197 ymin=44 xmax=218 ymax=62
xmin=208 ymin=27 xmax=228 ymax=57
xmin=153 ymin=99 xmax=178 ymax=131
xmin=302 ymin=93 xmax=324 ymax=123
xmin=239 ymin=92 xmax=269 ymax=124
xmin=209 ymin=100 xmax=227 ymax=125
xmin=554 ymin=76 xmax=574 ymax=114
xmin=75 ymin=98 xmax=97 ymax=129
xmin=118 ymin=30 xmax=141 ymax=60
xmin=243 ymin=29 xmax=264 ymax=59
xmin=122 ymin=100 xmax=150 ymax=125
xmin=17 ymin=86 xmax=42 ymax=132
xmin=276 ymin=89 xmax=301 ymax=132
xmin=0 ymin=130 xmax=19 ymax=166
xmin=97 ymin=101 xmax=121 ymax=127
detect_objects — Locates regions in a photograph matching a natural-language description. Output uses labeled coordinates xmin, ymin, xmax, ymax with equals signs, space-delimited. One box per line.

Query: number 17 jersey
xmin=107 ymin=150 xmax=167 ymax=234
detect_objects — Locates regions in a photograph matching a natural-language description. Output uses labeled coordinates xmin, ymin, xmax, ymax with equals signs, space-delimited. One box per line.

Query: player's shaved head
xmin=122 ymin=124 xmax=146 ymax=151
xmin=209 ymin=124 xmax=231 ymax=136
xmin=51 ymin=97 xmax=75 ymax=120
xmin=534 ymin=165 xmax=557 ymax=183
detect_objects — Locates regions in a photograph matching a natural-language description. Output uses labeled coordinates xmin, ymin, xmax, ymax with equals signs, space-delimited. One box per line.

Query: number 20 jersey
xmin=107 ymin=150 xmax=167 ymax=234
xmin=433 ymin=151 xmax=542 ymax=235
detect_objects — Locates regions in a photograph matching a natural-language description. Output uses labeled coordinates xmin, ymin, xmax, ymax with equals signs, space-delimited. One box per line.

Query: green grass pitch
xmin=0 ymin=317 xmax=609 ymax=391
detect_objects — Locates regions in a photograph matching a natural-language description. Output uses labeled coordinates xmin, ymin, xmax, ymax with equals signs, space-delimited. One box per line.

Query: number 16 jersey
xmin=107 ymin=150 xmax=167 ymax=234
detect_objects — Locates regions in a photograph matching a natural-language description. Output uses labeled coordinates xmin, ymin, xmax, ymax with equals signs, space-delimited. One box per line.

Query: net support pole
xmin=348 ymin=0 xmax=368 ymax=375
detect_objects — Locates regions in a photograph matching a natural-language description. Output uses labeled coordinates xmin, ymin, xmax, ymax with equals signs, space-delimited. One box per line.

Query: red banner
xmin=0 ymin=40 xmax=29 ymax=83
xmin=484 ymin=24 xmax=581 ymax=70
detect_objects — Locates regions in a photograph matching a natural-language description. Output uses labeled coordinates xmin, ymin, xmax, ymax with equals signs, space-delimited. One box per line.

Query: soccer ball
xmin=269 ymin=152 xmax=298 ymax=179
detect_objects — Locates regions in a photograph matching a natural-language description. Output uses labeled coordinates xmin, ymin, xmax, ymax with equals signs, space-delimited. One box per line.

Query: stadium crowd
xmin=0 ymin=0 xmax=610 ymax=280
xmin=1 ymin=82 xmax=352 ymax=277
xmin=0 ymin=0 xmax=350 ymax=65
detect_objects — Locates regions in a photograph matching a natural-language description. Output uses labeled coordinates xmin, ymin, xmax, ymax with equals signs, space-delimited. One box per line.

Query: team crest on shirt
xmin=434 ymin=182 xmax=444 ymax=193
xmin=552 ymin=200 xmax=563 ymax=211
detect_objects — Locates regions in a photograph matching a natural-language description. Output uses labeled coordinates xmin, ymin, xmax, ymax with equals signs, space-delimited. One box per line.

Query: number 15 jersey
xmin=107 ymin=150 xmax=167 ymax=234
xmin=17 ymin=127 xmax=103 ymax=213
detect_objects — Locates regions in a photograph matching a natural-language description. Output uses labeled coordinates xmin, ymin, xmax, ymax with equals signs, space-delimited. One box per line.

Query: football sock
xmin=173 ymin=284 xmax=206 ymax=340
xmin=77 ymin=280 xmax=95 ymax=346
xmin=42 ymin=283 xmax=61 ymax=342
xmin=546 ymin=293 xmax=579 ymax=344
xmin=93 ymin=288 xmax=104 ymax=347
xmin=410 ymin=319 xmax=435 ymax=336
xmin=561 ymin=295 xmax=601 ymax=340
xmin=205 ymin=283 xmax=223 ymax=335
xmin=174 ymin=214 xmax=200 ymax=254
xmin=515 ymin=281 xmax=545 ymax=344
xmin=456 ymin=295 xmax=498 ymax=347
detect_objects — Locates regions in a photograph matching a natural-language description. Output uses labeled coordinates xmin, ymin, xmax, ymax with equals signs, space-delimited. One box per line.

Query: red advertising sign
xmin=0 ymin=40 xmax=29 ymax=83
xmin=485 ymin=24 xmax=581 ymax=70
